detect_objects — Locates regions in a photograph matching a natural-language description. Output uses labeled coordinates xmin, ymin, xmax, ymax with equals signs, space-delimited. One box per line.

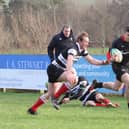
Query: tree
xmin=108 ymin=0 xmax=129 ymax=36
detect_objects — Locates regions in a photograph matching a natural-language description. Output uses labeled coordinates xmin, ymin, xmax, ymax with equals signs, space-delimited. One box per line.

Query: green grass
xmin=0 ymin=92 xmax=129 ymax=129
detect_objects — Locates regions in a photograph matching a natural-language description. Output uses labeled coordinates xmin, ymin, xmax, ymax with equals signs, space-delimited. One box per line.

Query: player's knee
xmin=96 ymin=93 xmax=104 ymax=101
xmin=67 ymin=75 xmax=78 ymax=87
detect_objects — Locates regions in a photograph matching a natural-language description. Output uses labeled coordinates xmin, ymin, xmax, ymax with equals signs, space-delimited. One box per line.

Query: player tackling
xmin=27 ymin=31 xmax=109 ymax=114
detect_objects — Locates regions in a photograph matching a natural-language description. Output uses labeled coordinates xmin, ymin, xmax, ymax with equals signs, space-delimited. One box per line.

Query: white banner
xmin=0 ymin=69 xmax=48 ymax=90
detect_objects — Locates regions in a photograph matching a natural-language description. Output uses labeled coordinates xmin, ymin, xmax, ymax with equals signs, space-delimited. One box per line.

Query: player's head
xmin=124 ymin=25 xmax=129 ymax=42
xmin=62 ymin=24 xmax=72 ymax=38
xmin=77 ymin=32 xmax=89 ymax=50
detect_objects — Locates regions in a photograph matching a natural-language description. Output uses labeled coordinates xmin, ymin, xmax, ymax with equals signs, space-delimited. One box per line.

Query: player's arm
xmin=69 ymin=88 xmax=83 ymax=100
xmin=85 ymin=54 xmax=109 ymax=65
xmin=47 ymin=37 xmax=56 ymax=62
xmin=66 ymin=54 xmax=74 ymax=71
xmin=66 ymin=48 xmax=77 ymax=72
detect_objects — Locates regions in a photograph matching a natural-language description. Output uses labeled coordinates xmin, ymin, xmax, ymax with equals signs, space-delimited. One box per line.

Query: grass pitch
xmin=0 ymin=92 xmax=129 ymax=129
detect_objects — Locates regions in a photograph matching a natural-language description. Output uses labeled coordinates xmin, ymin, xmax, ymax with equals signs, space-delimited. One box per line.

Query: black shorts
xmin=47 ymin=64 xmax=64 ymax=83
xmin=86 ymin=92 xmax=97 ymax=102
xmin=112 ymin=63 xmax=129 ymax=82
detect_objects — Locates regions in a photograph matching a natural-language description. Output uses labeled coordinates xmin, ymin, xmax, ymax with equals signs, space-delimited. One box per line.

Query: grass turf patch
xmin=0 ymin=92 xmax=129 ymax=129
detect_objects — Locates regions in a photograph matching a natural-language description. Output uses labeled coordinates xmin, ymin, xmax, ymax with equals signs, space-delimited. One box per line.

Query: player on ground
xmin=57 ymin=76 xmax=119 ymax=108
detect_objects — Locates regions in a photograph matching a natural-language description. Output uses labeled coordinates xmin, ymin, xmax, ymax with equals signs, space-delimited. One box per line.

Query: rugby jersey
xmin=52 ymin=42 xmax=88 ymax=69
xmin=66 ymin=84 xmax=96 ymax=103
xmin=112 ymin=36 xmax=129 ymax=66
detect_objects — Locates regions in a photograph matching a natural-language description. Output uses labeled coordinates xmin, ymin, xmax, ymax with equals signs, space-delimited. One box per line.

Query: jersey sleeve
xmin=81 ymin=50 xmax=88 ymax=56
xmin=67 ymin=48 xmax=77 ymax=56
xmin=47 ymin=37 xmax=56 ymax=62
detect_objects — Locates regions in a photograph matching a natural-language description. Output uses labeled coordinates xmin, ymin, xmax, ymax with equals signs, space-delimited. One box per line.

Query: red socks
xmin=96 ymin=98 xmax=111 ymax=107
xmin=31 ymin=98 xmax=45 ymax=111
xmin=54 ymin=83 xmax=69 ymax=99
xmin=96 ymin=103 xmax=107 ymax=107
xmin=102 ymin=98 xmax=110 ymax=104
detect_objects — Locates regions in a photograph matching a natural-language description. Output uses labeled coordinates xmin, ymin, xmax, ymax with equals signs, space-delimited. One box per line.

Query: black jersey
xmin=111 ymin=36 xmax=129 ymax=81
xmin=64 ymin=84 xmax=96 ymax=103
xmin=52 ymin=42 xmax=88 ymax=69
xmin=48 ymin=31 xmax=75 ymax=62
xmin=112 ymin=37 xmax=129 ymax=66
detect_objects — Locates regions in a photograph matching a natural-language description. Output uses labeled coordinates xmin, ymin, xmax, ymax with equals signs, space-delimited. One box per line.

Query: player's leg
xmin=96 ymin=93 xmax=111 ymax=105
xmin=103 ymin=81 xmax=123 ymax=91
xmin=53 ymin=69 xmax=78 ymax=99
xmin=85 ymin=100 xmax=96 ymax=106
xmin=27 ymin=92 xmax=49 ymax=115
xmin=121 ymin=73 xmax=129 ymax=109
xmin=48 ymin=82 xmax=64 ymax=110
xmin=85 ymin=100 xmax=107 ymax=107
xmin=54 ymin=82 xmax=63 ymax=93
xmin=27 ymin=81 xmax=63 ymax=114
xmin=96 ymin=93 xmax=119 ymax=107
xmin=46 ymin=64 xmax=69 ymax=109
xmin=93 ymin=80 xmax=123 ymax=91
xmin=125 ymin=86 xmax=129 ymax=108
xmin=57 ymin=92 xmax=70 ymax=105
xmin=50 ymin=68 xmax=78 ymax=110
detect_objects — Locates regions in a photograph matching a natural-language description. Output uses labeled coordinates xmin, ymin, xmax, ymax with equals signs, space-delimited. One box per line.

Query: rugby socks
xmin=54 ymin=83 xmax=70 ymax=99
xmin=31 ymin=98 xmax=45 ymax=112
xmin=96 ymin=103 xmax=106 ymax=107
xmin=101 ymin=98 xmax=110 ymax=104
xmin=92 ymin=80 xmax=103 ymax=89
xmin=95 ymin=82 xmax=103 ymax=88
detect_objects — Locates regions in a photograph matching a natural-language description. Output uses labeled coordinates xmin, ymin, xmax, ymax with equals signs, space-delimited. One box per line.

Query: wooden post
xmin=3 ymin=88 xmax=6 ymax=93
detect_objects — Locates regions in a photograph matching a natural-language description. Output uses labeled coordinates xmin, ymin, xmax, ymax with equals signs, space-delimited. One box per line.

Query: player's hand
xmin=102 ymin=60 xmax=110 ymax=65
xmin=110 ymin=55 xmax=118 ymax=62
xmin=62 ymin=98 xmax=70 ymax=104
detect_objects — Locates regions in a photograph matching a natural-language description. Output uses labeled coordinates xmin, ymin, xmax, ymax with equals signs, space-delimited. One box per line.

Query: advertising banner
xmin=0 ymin=55 xmax=49 ymax=90
xmin=0 ymin=55 xmax=124 ymax=94
xmin=74 ymin=56 xmax=123 ymax=94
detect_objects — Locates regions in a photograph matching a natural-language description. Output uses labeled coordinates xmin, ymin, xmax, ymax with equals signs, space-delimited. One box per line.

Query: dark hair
xmin=62 ymin=24 xmax=71 ymax=30
xmin=125 ymin=25 xmax=129 ymax=32
xmin=77 ymin=32 xmax=89 ymax=42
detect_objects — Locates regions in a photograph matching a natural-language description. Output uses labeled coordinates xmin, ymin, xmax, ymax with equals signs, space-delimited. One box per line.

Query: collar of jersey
xmin=76 ymin=42 xmax=83 ymax=53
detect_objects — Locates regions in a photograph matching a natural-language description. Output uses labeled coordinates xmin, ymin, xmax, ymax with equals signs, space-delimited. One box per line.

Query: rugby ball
xmin=110 ymin=48 xmax=123 ymax=63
